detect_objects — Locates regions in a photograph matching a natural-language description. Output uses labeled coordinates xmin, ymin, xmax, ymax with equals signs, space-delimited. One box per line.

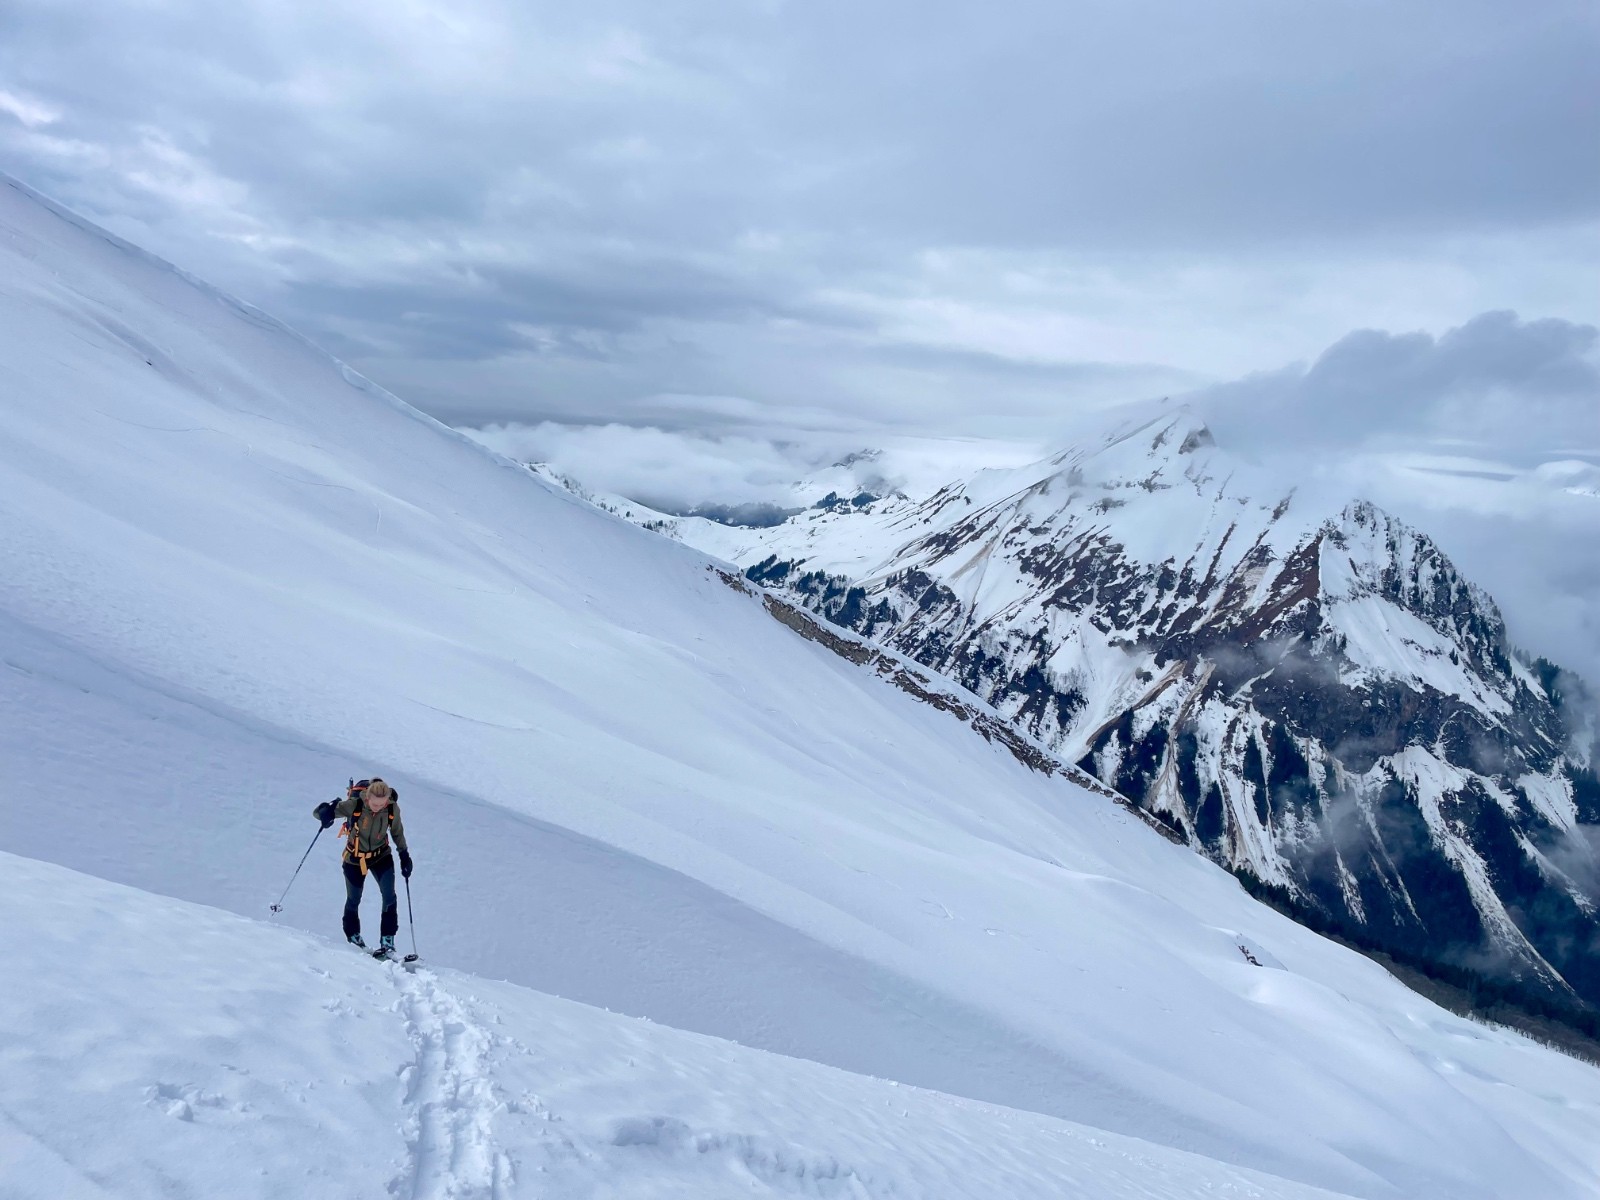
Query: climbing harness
xmin=341 ymin=778 xmax=397 ymax=876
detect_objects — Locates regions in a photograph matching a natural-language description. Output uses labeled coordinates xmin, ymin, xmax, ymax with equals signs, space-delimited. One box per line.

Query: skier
xmin=313 ymin=778 xmax=413 ymax=957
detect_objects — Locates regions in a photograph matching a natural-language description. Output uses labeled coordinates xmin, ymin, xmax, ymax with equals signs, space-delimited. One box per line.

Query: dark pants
xmin=342 ymin=857 xmax=398 ymax=939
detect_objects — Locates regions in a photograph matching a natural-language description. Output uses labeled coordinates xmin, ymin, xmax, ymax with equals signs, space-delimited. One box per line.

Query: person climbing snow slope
xmin=313 ymin=778 xmax=413 ymax=957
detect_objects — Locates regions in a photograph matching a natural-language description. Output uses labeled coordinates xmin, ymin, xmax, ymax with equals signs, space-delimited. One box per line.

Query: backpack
xmin=341 ymin=777 xmax=399 ymax=875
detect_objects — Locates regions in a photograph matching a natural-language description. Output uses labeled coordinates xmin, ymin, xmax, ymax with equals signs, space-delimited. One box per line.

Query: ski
xmin=369 ymin=946 xmax=420 ymax=966
xmin=372 ymin=948 xmax=423 ymax=971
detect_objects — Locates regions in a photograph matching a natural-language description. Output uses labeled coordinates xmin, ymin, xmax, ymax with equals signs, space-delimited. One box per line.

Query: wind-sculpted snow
xmin=644 ymin=407 xmax=1600 ymax=1014
xmin=4 ymin=173 xmax=1600 ymax=1198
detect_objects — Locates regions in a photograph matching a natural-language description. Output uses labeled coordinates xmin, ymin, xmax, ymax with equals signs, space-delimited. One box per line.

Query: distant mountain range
xmin=538 ymin=408 xmax=1600 ymax=1022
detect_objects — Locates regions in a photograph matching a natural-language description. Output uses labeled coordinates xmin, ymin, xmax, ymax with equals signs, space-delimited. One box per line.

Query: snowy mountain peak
xmin=1324 ymin=499 xmax=1516 ymax=690
xmin=831 ymin=447 xmax=886 ymax=469
xmin=603 ymin=406 xmax=1600 ymax=1016
xmin=1076 ymin=404 xmax=1215 ymax=461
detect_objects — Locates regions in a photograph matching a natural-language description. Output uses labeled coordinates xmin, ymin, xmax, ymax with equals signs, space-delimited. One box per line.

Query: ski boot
xmin=373 ymin=935 xmax=397 ymax=960
xmin=347 ymin=932 xmax=367 ymax=950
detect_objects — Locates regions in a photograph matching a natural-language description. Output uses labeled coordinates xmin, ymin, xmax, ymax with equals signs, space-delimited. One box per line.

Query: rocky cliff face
xmin=575 ymin=410 xmax=1600 ymax=1010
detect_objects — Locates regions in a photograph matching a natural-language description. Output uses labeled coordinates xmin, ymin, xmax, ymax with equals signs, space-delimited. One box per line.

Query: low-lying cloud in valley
xmin=467 ymin=423 xmax=836 ymax=511
xmin=464 ymin=420 xmax=1048 ymax=514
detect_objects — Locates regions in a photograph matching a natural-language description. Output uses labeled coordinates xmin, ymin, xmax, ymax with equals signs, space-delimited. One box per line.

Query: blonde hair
xmin=365 ymin=779 xmax=393 ymax=803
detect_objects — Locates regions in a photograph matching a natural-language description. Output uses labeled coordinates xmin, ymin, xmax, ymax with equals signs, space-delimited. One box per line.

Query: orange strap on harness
xmin=340 ymin=802 xmax=395 ymax=876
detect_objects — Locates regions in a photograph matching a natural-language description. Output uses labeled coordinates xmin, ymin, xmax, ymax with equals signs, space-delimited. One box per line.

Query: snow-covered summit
xmin=613 ymin=405 xmax=1600 ymax=1016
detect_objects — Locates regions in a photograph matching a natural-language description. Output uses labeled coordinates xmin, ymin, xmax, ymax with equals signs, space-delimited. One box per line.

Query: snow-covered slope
xmin=4 ymin=174 xmax=1600 ymax=1199
xmin=646 ymin=406 xmax=1600 ymax=1014
xmin=4 ymin=851 xmax=1369 ymax=1200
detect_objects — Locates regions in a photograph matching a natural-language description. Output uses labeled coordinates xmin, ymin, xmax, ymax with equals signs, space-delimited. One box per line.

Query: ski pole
xmin=269 ymin=824 xmax=325 ymax=913
xmin=402 ymin=874 xmax=420 ymax=963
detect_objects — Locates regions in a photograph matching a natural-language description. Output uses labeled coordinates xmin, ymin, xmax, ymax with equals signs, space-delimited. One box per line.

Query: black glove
xmin=314 ymin=801 xmax=337 ymax=829
xmin=398 ymin=848 xmax=414 ymax=879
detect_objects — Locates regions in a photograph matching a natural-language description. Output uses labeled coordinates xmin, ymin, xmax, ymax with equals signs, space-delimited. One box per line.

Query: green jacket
xmin=331 ymin=795 xmax=408 ymax=863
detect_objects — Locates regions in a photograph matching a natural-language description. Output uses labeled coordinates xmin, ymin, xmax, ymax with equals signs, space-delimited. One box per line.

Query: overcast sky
xmin=3 ymin=0 xmax=1597 ymax=673
xmin=4 ymin=0 xmax=1596 ymax=429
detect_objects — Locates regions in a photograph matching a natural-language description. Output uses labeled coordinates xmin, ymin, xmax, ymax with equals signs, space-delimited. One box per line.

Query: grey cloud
xmin=465 ymin=421 xmax=842 ymax=512
xmin=768 ymin=0 xmax=1600 ymax=247
xmin=393 ymin=324 xmax=1192 ymax=437
xmin=1197 ymin=311 xmax=1600 ymax=458
xmin=460 ymin=418 xmax=1049 ymax=516
xmin=3 ymin=0 xmax=1597 ymax=437
xmin=867 ymin=341 xmax=1202 ymax=390
xmin=1307 ymin=314 xmax=1599 ymax=408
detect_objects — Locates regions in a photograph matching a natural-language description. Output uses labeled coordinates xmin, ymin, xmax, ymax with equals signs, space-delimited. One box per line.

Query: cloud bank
xmin=469 ymin=423 xmax=837 ymax=511
xmin=2 ymin=0 xmax=1595 ymax=434
xmin=1197 ymin=311 xmax=1600 ymax=459
xmin=466 ymin=421 xmax=1045 ymax=513
xmin=466 ymin=310 xmax=1600 ymax=688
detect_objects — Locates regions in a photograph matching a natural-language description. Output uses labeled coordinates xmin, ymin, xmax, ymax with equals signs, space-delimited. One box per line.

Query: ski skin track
xmin=390 ymin=963 xmax=514 ymax=1200
xmin=372 ymin=953 xmax=1358 ymax=1200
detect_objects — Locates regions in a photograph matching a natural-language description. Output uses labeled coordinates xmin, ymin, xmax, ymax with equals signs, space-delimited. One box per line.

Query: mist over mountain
xmin=459 ymin=301 xmax=1600 ymax=691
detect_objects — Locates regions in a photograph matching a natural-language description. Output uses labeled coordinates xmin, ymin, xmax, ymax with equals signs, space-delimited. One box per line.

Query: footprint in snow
xmin=609 ymin=1116 xmax=880 ymax=1196
xmin=144 ymin=1082 xmax=247 ymax=1122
